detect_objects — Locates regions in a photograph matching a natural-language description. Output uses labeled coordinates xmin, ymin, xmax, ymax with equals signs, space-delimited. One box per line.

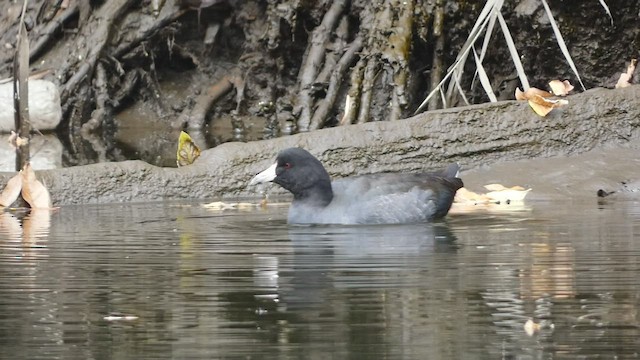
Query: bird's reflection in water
xmin=282 ymin=223 xmax=459 ymax=310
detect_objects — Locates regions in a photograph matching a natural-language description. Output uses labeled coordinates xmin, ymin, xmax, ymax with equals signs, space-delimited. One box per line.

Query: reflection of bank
xmin=0 ymin=134 xmax=63 ymax=171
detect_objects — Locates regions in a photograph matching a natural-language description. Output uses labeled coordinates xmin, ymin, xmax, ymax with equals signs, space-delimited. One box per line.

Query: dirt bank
xmin=462 ymin=145 xmax=640 ymax=201
xmin=0 ymin=85 xmax=638 ymax=206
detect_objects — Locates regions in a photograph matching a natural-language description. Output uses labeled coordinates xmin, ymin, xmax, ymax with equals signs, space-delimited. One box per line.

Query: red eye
xmin=284 ymin=162 xmax=292 ymax=169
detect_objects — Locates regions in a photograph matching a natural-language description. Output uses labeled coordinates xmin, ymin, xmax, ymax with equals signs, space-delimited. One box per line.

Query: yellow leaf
xmin=0 ymin=173 xmax=22 ymax=207
xmin=20 ymin=163 xmax=52 ymax=209
xmin=177 ymin=131 xmax=201 ymax=167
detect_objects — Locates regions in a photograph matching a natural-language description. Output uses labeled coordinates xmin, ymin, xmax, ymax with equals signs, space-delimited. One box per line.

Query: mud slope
xmin=0 ymin=86 xmax=638 ymax=205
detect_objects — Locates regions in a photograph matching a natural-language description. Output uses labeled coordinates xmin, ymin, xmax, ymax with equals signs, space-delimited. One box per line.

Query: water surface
xmin=1 ymin=199 xmax=639 ymax=359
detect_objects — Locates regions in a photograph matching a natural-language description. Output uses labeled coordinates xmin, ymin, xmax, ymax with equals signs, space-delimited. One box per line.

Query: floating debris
xmin=103 ymin=313 xmax=139 ymax=321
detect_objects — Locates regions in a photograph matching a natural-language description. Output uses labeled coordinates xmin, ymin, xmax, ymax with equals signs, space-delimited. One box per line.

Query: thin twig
xmin=14 ymin=2 xmax=30 ymax=172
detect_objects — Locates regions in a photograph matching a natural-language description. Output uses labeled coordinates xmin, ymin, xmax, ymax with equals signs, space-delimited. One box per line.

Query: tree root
xmin=113 ymin=0 xmax=187 ymax=58
xmin=388 ymin=0 xmax=414 ymax=121
xmin=310 ymin=37 xmax=363 ymax=130
xmin=356 ymin=55 xmax=379 ymax=124
xmin=428 ymin=0 xmax=445 ymax=111
xmin=174 ymin=70 xmax=242 ymax=129
xmin=295 ymin=0 xmax=348 ymax=132
xmin=81 ymin=63 xmax=108 ymax=134
xmin=30 ymin=3 xmax=79 ymax=62
xmin=60 ymin=0 xmax=136 ymax=103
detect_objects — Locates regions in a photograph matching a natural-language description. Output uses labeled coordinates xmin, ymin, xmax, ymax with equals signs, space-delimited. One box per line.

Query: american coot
xmin=249 ymin=147 xmax=464 ymax=225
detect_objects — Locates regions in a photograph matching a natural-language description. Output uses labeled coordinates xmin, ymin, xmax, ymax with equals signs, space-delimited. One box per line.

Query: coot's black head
xmin=249 ymin=148 xmax=333 ymax=205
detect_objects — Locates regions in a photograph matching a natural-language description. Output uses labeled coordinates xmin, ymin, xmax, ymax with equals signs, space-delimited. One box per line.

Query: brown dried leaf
xmin=528 ymin=98 xmax=554 ymax=117
xmin=20 ymin=163 xmax=52 ymax=209
xmin=528 ymin=95 xmax=568 ymax=117
xmin=0 ymin=173 xmax=22 ymax=207
xmin=515 ymin=87 xmax=553 ymax=100
xmin=562 ymin=80 xmax=574 ymax=93
xmin=484 ymin=184 xmax=507 ymax=191
xmin=486 ymin=188 xmax=532 ymax=202
xmin=8 ymin=131 xmax=17 ymax=148
xmin=549 ymin=79 xmax=574 ymax=96
xmin=454 ymin=188 xmax=493 ymax=204
xmin=16 ymin=136 xmax=28 ymax=146
xmin=457 ymin=184 xmax=533 ymax=203
xmin=484 ymin=184 xmax=526 ymax=191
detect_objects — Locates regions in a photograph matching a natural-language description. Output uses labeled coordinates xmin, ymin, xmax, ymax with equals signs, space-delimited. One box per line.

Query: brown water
xmin=1 ymin=199 xmax=639 ymax=359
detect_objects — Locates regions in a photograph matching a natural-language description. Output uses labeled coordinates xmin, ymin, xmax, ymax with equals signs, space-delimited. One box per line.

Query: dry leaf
xmin=528 ymin=95 xmax=568 ymax=117
xmin=615 ymin=59 xmax=637 ymax=89
xmin=20 ymin=163 xmax=52 ymax=209
xmin=484 ymin=183 xmax=532 ymax=202
xmin=528 ymin=98 xmax=554 ymax=116
xmin=176 ymin=131 xmax=201 ymax=167
xmin=7 ymin=132 xmax=29 ymax=149
xmin=485 ymin=188 xmax=532 ymax=202
xmin=103 ymin=314 xmax=139 ymax=321
xmin=549 ymin=79 xmax=574 ymax=96
xmin=484 ymin=184 xmax=507 ymax=191
xmin=515 ymin=87 xmax=552 ymax=100
xmin=454 ymin=187 xmax=493 ymax=204
xmin=484 ymin=184 xmax=526 ymax=192
xmin=8 ymin=131 xmax=17 ymax=147
xmin=15 ymin=135 xmax=28 ymax=147
xmin=455 ymin=184 xmax=531 ymax=205
xmin=0 ymin=173 xmax=22 ymax=207
xmin=202 ymin=201 xmax=256 ymax=210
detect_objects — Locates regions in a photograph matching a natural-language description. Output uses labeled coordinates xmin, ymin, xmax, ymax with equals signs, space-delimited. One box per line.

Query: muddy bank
xmin=1 ymin=1 xmax=639 ymax=168
xmin=1 ymin=86 xmax=639 ymax=205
